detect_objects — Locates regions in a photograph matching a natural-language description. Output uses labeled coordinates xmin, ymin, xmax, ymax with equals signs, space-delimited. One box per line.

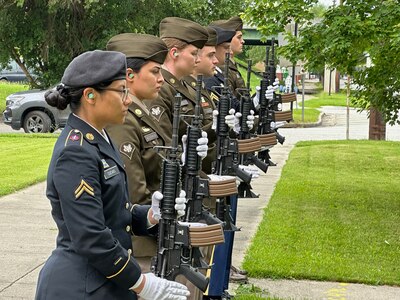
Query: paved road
xmin=0 ymin=106 xmax=399 ymax=299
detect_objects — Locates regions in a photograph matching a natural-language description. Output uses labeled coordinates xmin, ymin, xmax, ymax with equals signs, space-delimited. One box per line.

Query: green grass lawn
xmin=0 ymin=134 xmax=57 ymax=197
xmin=243 ymin=140 xmax=400 ymax=286
xmin=0 ymin=82 xmax=30 ymax=112
xmin=292 ymin=108 xmax=321 ymax=124
xmin=304 ymin=91 xmax=354 ymax=108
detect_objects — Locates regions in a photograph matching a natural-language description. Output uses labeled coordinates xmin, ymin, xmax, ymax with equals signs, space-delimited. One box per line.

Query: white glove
xmin=175 ymin=190 xmax=186 ymax=218
xmin=196 ymin=131 xmax=208 ymax=158
xmin=181 ymin=132 xmax=208 ymax=165
xmin=239 ymin=165 xmax=260 ymax=179
xmin=265 ymin=85 xmax=274 ymax=100
xmin=253 ymin=86 xmax=260 ymax=110
xmin=233 ymin=111 xmax=242 ymax=134
xmin=246 ymin=110 xmax=255 ymax=130
xmin=151 ymin=191 xmax=163 ymax=221
xmin=273 ymin=78 xmax=280 ymax=92
xmin=136 ymin=273 xmax=190 ymax=300
xmin=225 ymin=108 xmax=236 ymax=129
xmin=211 ymin=109 xmax=218 ymax=130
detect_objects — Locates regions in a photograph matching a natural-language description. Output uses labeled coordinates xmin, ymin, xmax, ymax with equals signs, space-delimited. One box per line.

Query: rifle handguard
xmin=208 ymin=176 xmax=237 ymax=197
xmin=281 ymin=92 xmax=297 ymax=103
xmin=258 ymin=133 xmax=278 ymax=147
xmin=188 ymin=223 xmax=225 ymax=247
xmin=237 ymin=137 xmax=262 ymax=154
xmin=274 ymin=110 xmax=293 ymax=122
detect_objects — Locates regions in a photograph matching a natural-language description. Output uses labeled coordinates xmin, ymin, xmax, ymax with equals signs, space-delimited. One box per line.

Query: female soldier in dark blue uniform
xmin=35 ymin=50 xmax=189 ymax=300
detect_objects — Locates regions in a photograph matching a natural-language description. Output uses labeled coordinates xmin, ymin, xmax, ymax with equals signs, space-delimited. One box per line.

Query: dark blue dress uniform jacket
xmin=35 ymin=114 xmax=155 ymax=300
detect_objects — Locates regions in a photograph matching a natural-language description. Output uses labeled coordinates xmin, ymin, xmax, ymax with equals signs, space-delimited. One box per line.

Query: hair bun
xmin=45 ymin=87 xmax=69 ymax=110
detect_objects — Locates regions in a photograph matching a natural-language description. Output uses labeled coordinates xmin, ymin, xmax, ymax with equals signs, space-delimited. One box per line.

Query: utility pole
xmin=291 ymin=23 xmax=298 ymax=93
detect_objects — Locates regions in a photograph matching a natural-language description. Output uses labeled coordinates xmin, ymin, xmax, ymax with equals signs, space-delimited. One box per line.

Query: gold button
xmin=125 ymin=203 xmax=129 ymax=209
xmin=126 ymin=225 xmax=131 ymax=232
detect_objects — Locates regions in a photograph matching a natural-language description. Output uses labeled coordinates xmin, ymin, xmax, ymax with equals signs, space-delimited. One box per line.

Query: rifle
xmin=183 ymin=74 xmax=223 ymax=226
xmin=237 ymin=60 xmax=268 ymax=173
xmin=152 ymin=94 xmax=209 ymax=292
xmin=213 ymin=52 xmax=252 ymax=184
xmin=256 ymin=39 xmax=284 ymax=164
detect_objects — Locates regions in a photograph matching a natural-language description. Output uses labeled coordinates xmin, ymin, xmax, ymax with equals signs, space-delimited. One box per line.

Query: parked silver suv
xmin=2 ymin=87 xmax=70 ymax=133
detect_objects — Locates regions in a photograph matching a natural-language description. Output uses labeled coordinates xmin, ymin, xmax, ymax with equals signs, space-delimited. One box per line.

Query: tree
xmin=0 ymin=0 xmax=243 ymax=88
xmin=243 ymin=0 xmax=400 ymax=124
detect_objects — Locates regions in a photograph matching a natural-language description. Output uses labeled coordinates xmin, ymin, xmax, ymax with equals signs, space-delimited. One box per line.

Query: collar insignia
xmin=101 ymin=159 xmax=110 ymax=168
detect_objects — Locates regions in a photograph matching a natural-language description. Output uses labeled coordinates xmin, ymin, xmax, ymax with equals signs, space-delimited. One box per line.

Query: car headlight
xmin=5 ymin=96 xmax=25 ymax=106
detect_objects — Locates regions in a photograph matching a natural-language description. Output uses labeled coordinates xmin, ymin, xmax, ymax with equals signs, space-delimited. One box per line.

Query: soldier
xmin=182 ymin=26 xmax=218 ymax=173
xmin=203 ymin=25 xmax=241 ymax=115
xmin=145 ymin=17 xmax=210 ymax=142
xmin=203 ymin=25 xmax=250 ymax=287
xmin=105 ymin=33 xmax=170 ymax=273
xmin=35 ymin=50 xmax=189 ymax=300
xmin=210 ymin=16 xmax=246 ymax=98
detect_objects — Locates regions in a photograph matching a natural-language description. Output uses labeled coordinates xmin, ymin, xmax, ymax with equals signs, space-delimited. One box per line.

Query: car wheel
xmin=23 ymin=111 xmax=52 ymax=133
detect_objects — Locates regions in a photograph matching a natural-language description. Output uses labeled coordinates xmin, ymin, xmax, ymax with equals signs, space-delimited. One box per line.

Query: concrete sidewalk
xmin=1 ymin=106 xmax=400 ymax=299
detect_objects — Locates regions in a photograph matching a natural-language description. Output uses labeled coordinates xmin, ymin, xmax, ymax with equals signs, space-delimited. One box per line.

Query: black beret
xmin=210 ymin=26 xmax=236 ymax=45
xmin=205 ymin=27 xmax=217 ymax=46
xmin=160 ymin=17 xmax=209 ymax=49
xmin=61 ymin=50 xmax=126 ymax=88
xmin=106 ymin=33 xmax=168 ymax=64
xmin=210 ymin=16 xmax=243 ymax=31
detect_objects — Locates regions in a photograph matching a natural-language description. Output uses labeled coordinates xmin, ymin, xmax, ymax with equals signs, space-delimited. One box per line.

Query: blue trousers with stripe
xmin=205 ymin=194 xmax=238 ymax=297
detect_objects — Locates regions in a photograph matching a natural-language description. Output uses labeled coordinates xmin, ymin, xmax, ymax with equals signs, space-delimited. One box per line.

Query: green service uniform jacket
xmin=148 ymin=69 xmax=214 ymax=141
xmin=107 ymin=95 xmax=170 ymax=206
xmin=227 ymin=59 xmax=245 ymax=99
xmin=106 ymin=96 xmax=170 ymax=258
xmin=36 ymin=114 xmax=155 ymax=300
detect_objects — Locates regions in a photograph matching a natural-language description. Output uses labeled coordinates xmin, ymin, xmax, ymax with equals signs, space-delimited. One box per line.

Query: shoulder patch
xmin=150 ymin=105 xmax=165 ymax=122
xmin=65 ymin=129 xmax=83 ymax=147
xmin=119 ymin=142 xmax=135 ymax=160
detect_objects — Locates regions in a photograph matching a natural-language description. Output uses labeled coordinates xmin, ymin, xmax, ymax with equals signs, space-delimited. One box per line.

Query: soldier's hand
xmin=273 ymin=78 xmax=280 ymax=92
xmin=133 ymin=273 xmax=190 ymax=300
xmin=225 ymin=108 xmax=236 ymax=129
xmin=239 ymin=165 xmax=260 ymax=180
xmin=175 ymin=190 xmax=187 ymax=218
xmin=211 ymin=110 xmax=218 ymax=130
xmin=233 ymin=111 xmax=242 ymax=134
xmin=196 ymin=131 xmax=208 ymax=158
xmin=265 ymin=85 xmax=274 ymax=100
xmin=252 ymin=86 xmax=260 ymax=111
xmin=246 ymin=110 xmax=255 ymax=130
xmin=150 ymin=191 xmax=163 ymax=222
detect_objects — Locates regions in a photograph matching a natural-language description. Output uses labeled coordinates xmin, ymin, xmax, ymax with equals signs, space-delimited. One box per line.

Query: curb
xmin=283 ymin=112 xmax=325 ymax=128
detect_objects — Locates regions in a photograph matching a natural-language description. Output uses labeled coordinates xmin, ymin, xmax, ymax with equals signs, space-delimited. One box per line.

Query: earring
xmin=128 ymin=73 xmax=134 ymax=79
xmin=88 ymin=93 xmax=94 ymax=99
